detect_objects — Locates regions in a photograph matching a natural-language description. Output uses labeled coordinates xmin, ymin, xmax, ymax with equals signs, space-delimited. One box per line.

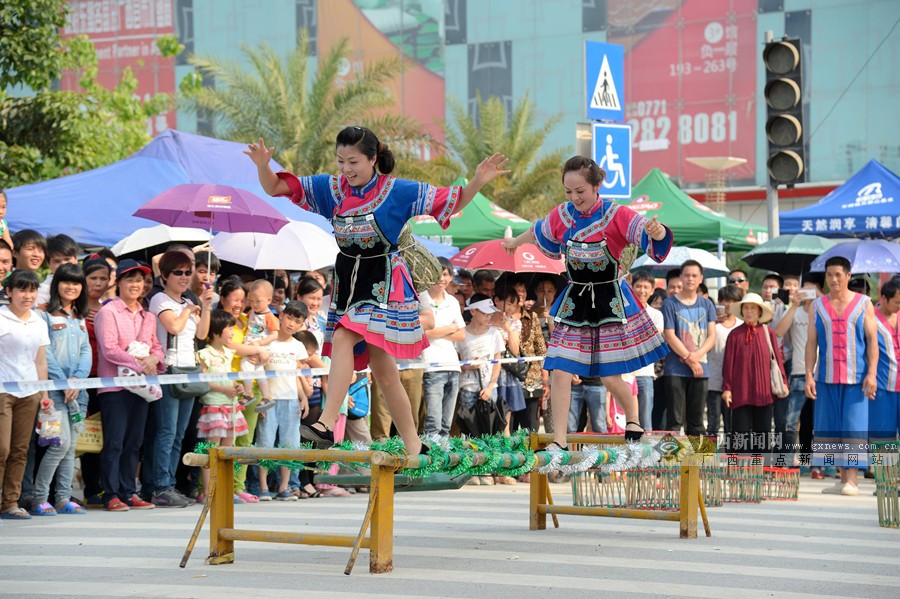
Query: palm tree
xmin=444 ymin=95 xmax=567 ymax=218
xmin=183 ymin=30 xmax=448 ymax=179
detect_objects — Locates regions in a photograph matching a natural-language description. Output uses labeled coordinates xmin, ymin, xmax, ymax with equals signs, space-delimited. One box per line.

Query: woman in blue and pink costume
xmin=246 ymin=127 xmax=509 ymax=455
xmin=503 ymin=156 xmax=673 ymax=447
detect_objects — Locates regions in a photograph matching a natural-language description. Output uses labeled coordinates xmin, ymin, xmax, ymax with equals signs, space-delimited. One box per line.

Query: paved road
xmin=0 ymin=477 xmax=896 ymax=598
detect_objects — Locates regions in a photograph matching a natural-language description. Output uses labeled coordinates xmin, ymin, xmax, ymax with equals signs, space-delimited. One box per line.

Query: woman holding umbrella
xmin=246 ymin=127 xmax=509 ymax=454
xmin=502 ymin=156 xmax=673 ymax=446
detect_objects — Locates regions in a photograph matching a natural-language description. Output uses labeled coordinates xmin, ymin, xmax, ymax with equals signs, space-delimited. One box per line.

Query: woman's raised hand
xmin=474 ymin=153 xmax=511 ymax=185
xmin=244 ymin=138 xmax=275 ymax=167
xmin=644 ymin=215 xmax=666 ymax=241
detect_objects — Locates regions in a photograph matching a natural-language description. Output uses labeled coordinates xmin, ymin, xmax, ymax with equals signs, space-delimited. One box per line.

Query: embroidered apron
xmin=331 ymin=211 xmax=398 ymax=314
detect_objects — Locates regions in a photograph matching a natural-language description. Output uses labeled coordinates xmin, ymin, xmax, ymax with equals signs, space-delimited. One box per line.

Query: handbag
xmin=398 ymin=223 xmax=442 ymax=292
xmin=166 ymin=324 xmax=210 ymax=400
xmin=346 ymin=376 xmax=370 ymax=420
xmin=501 ymin=349 xmax=529 ymax=382
xmin=762 ymin=326 xmax=788 ymax=397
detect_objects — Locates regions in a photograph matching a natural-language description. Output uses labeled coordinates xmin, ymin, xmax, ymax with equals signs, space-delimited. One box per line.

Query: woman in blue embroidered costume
xmin=503 ymin=156 xmax=673 ymax=446
xmin=246 ymin=127 xmax=509 ymax=454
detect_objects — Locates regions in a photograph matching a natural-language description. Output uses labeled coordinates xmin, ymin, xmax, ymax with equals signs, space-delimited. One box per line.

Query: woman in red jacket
xmin=722 ymin=293 xmax=789 ymax=457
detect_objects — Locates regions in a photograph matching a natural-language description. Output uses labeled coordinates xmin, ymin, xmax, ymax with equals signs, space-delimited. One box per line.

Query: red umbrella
xmin=450 ymin=239 xmax=565 ymax=273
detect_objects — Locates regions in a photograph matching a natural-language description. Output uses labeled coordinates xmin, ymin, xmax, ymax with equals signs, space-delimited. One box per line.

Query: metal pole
xmin=766 ymin=185 xmax=780 ymax=239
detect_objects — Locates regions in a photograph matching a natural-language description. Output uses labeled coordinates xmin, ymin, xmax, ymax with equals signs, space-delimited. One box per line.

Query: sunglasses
xmin=727 ymin=277 xmax=747 ymax=284
xmin=171 ymin=269 xmax=193 ymax=277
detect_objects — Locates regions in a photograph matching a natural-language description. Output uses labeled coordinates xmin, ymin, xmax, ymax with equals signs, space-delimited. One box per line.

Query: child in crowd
xmin=0 ymin=240 xmax=12 ymax=306
xmin=240 ymin=280 xmax=279 ymax=406
xmin=294 ymin=330 xmax=327 ymax=498
xmin=29 ymin=264 xmax=91 ymax=515
xmin=191 ymin=251 xmax=220 ymax=306
xmin=271 ymin=277 xmax=288 ymax=314
xmin=0 ymin=189 xmax=12 ymax=250
xmin=11 ymin=229 xmax=46 ymax=275
xmin=37 ymin=234 xmax=80 ymax=307
xmin=256 ymin=301 xmax=310 ymax=501
xmin=195 ymin=309 xmax=262 ymax=503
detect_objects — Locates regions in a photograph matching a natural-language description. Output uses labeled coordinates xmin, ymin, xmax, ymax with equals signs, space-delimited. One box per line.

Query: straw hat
xmin=730 ymin=292 xmax=774 ymax=324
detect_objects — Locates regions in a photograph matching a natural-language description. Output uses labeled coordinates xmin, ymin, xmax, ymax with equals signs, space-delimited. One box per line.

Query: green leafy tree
xmin=183 ymin=30 xmax=450 ymax=180
xmin=0 ymin=0 xmax=181 ymax=188
xmin=0 ymin=0 xmax=68 ymax=91
xmin=444 ymin=95 xmax=566 ymax=218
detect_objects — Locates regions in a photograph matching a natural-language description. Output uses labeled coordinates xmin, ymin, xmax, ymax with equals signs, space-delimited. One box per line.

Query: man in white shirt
xmin=420 ymin=259 xmax=466 ymax=439
xmin=774 ymin=277 xmax=824 ymax=470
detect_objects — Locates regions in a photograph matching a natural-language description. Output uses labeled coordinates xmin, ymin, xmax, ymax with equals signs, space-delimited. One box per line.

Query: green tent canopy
xmin=409 ymin=178 xmax=532 ymax=248
xmin=617 ymin=168 xmax=767 ymax=252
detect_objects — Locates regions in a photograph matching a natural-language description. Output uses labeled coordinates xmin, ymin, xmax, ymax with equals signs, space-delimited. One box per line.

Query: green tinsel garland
xmin=192 ymin=441 xmax=241 ymax=474
xmin=193 ymin=432 xmax=571 ymax=481
xmin=258 ymin=442 xmax=315 ymax=472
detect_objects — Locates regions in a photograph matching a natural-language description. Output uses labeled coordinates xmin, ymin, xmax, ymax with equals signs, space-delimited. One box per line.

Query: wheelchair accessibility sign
xmin=591 ymin=122 xmax=632 ymax=199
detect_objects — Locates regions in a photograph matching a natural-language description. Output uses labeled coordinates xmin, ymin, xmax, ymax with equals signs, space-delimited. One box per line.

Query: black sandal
xmin=624 ymin=421 xmax=644 ymax=442
xmin=300 ymin=421 xmax=335 ymax=449
xmin=546 ymin=441 xmax=569 ymax=451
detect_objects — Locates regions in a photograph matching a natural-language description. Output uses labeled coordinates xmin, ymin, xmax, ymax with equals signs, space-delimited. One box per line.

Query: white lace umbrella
xmin=210 ymin=219 xmax=339 ymax=271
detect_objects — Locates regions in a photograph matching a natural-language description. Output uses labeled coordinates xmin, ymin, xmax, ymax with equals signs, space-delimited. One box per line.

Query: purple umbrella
xmin=809 ymin=239 xmax=900 ymax=274
xmin=134 ymin=184 xmax=289 ymax=272
xmin=134 ymin=184 xmax=289 ymax=235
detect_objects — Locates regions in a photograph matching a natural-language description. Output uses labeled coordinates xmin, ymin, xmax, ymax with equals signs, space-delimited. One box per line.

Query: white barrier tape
xmin=0 ymin=356 xmax=546 ymax=394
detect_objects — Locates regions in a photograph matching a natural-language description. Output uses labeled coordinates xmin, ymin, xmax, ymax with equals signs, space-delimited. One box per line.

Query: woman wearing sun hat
xmin=721 ymin=293 xmax=789 ymax=455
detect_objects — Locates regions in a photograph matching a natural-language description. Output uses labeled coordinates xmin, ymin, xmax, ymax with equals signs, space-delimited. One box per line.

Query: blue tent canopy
xmin=780 ymin=160 xmax=900 ymax=239
xmin=6 ymin=129 xmax=332 ymax=246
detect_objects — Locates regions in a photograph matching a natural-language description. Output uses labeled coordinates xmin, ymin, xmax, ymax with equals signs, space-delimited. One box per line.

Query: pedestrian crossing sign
xmin=585 ymin=41 xmax=625 ymax=122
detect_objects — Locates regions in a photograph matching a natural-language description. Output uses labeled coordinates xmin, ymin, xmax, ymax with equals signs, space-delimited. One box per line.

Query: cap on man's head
xmin=116 ymin=258 xmax=151 ymax=279
xmin=465 ymin=298 xmax=500 ymax=314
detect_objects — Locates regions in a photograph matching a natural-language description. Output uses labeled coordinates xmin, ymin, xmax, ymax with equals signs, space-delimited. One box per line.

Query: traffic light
xmin=763 ymin=38 xmax=805 ymax=185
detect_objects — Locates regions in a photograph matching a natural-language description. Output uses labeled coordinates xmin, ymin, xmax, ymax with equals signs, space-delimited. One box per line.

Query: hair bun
xmin=376 ymin=142 xmax=395 ymax=174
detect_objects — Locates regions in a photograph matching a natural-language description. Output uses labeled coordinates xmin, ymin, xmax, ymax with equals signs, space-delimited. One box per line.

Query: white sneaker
xmin=821 ymin=481 xmax=844 ymax=494
xmin=466 ymin=476 xmax=482 ymax=486
xmin=840 ymin=483 xmax=859 ymax=496
xmin=479 ymin=476 xmax=495 ymax=486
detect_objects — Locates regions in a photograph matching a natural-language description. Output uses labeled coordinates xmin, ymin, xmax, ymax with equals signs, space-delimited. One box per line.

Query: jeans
xmin=152 ymin=387 xmax=195 ymax=492
xmin=459 ymin=387 xmax=498 ymax=411
xmin=32 ymin=395 xmax=81 ymax=505
xmin=635 ymin=376 xmax=654 ymax=431
xmin=568 ymin=384 xmax=607 ymax=433
xmin=783 ymin=375 xmax=807 ymax=465
xmin=256 ymin=400 xmax=302 ymax=449
xmin=423 ymin=371 xmax=460 ymax=438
